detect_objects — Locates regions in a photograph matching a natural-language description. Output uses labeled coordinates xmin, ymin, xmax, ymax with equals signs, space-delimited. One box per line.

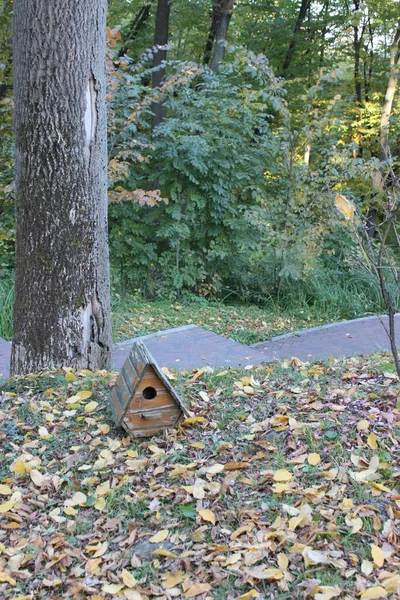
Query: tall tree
xmin=282 ymin=0 xmax=312 ymax=74
xmin=209 ymin=0 xmax=234 ymax=73
xmin=151 ymin=0 xmax=170 ymax=130
xmin=11 ymin=0 xmax=112 ymax=375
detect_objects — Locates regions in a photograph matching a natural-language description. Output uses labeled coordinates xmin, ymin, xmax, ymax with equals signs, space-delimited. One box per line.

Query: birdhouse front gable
xmin=111 ymin=341 xmax=188 ymax=438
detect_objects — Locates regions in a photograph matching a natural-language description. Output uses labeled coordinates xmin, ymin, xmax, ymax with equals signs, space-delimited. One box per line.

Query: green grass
xmin=0 ymin=277 xmax=13 ymax=339
xmin=111 ymin=293 xmax=337 ymax=345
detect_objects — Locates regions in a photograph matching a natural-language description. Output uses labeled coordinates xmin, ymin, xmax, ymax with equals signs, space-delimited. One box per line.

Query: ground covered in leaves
xmin=111 ymin=296 xmax=329 ymax=345
xmin=0 ymin=353 xmax=399 ymax=600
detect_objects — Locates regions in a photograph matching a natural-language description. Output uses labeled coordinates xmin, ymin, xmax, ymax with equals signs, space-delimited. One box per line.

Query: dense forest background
xmin=1 ymin=0 xmax=400 ymax=323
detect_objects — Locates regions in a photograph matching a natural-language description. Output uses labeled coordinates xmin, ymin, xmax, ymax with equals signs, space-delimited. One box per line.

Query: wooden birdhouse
xmin=111 ymin=341 xmax=188 ymax=438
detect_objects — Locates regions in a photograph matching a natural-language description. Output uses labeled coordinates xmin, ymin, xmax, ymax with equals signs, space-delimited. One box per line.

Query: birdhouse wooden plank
xmin=111 ymin=341 xmax=188 ymax=438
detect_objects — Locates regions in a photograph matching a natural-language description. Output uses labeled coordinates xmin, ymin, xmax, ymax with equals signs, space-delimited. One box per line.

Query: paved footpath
xmin=1 ymin=314 xmax=400 ymax=380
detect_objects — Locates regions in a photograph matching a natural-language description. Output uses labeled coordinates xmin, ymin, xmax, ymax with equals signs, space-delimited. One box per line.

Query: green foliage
xmin=108 ymin=48 xmax=287 ymax=299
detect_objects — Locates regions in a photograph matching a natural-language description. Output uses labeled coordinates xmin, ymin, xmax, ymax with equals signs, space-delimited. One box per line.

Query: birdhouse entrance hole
xmin=142 ymin=386 xmax=157 ymax=400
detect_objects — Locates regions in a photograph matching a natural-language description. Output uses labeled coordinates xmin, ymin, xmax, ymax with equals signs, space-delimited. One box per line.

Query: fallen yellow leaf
xmin=76 ymin=390 xmax=93 ymax=400
xmin=95 ymin=497 xmax=106 ymax=511
xmin=163 ymin=571 xmax=185 ymax=589
xmin=197 ymin=509 xmax=216 ymax=525
xmin=102 ymin=583 xmax=125 ymax=595
xmin=71 ymin=491 xmax=87 ymax=506
xmin=315 ymin=586 xmax=341 ymax=600
xmin=273 ymin=469 xmax=293 ymax=482
xmin=367 ymin=432 xmax=378 ymax=449
xmin=371 ymin=544 xmax=385 ymax=568
xmin=360 ymin=586 xmax=387 ymax=599
xmin=184 ymin=583 xmax=211 ymax=598
xmin=0 ymin=485 xmax=12 ymax=496
xmin=182 ymin=417 xmax=205 ymax=426
xmin=12 ymin=458 xmax=26 ymax=475
xmin=85 ymin=401 xmax=98 ymax=413
xmin=0 ymin=499 xmax=15 ymax=514
xmin=149 ymin=530 xmax=169 ymax=543
xmin=190 ymin=442 xmax=205 ymax=449
xmin=236 ymin=590 xmax=259 ymax=600
xmin=357 ymin=419 xmax=369 ymax=431
xmin=206 ymin=464 xmax=224 ymax=475
xmin=308 ymin=453 xmax=321 ymax=466
xmin=0 ymin=571 xmax=17 ymax=585
xmin=121 ymin=569 xmax=137 ymax=588
xmin=30 ymin=469 xmax=45 ymax=487
xmin=96 ymin=481 xmax=110 ymax=496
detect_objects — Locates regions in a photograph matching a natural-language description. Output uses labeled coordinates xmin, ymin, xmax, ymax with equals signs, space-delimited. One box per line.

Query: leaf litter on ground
xmin=0 ymin=352 xmax=399 ymax=599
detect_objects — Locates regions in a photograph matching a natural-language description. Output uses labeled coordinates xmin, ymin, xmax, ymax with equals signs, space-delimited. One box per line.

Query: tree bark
xmin=209 ymin=0 xmax=234 ymax=73
xmin=282 ymin=0 xmax=311 ymax=73
xmin=11 ymin=0 xmax=112 ymax=375
xmin=151 ymin=0 xmax=170 ymax=131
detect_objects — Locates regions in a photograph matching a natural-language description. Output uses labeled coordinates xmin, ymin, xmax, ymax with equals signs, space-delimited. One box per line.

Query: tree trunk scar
xmin=84 ymin=73 xmax=97 ymax=166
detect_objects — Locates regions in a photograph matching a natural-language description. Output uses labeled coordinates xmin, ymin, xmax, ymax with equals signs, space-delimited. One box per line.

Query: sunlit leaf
xmin=335 ymin=193 xmax=355 ymax=219
xmin=149 ymin=530 xmax=169 ymax=543
xmin=197 ymin=509 xmax=216 ymax=524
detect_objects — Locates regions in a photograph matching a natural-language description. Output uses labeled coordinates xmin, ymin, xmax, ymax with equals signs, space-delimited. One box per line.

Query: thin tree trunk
xmin=11 ymin=0 xmax=112 ymax=375
xmin=151 ymin=0 xmax=170 ymax=131
xmin=368 ymin=25 xmax=400 ymax=236
xmin=282 ymin=0 xmax=311 ymax=73
xmin=204 ymin=0 xmax=220 ymax=65
xmin=379 ymin=26 xmax=400 ymax=159
xmin=209 ymin=0 xmax=234 ymax=73
xmin=118 ymin=3 xmax=153 ymax=58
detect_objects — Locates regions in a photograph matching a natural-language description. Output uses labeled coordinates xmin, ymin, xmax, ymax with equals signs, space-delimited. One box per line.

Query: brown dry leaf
xmin=224 ymin=461 xmax=250 ymax=470
xmin=184 ymin=582 xmax=211 ymax=598
xmin=182 ymin=417 xmax=206 ymax=426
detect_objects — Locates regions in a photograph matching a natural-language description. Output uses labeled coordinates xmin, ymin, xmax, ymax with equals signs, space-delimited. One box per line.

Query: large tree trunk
xmin=151 ymin=0 xmax=170 ymax=131
xmin=282 ymin=0 xmax=311 ymax=73
xmin=209 ymin=0 xmax=234 ymax=73
xmin=11 ymin=0 xmax=112 ymax=375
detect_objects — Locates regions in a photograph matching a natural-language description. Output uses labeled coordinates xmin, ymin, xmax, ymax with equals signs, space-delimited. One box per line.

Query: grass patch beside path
xmin=112 ymin=295 xmax=336 ymax=345
xmin=0 ymin=352 xmax=399 ymax=599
